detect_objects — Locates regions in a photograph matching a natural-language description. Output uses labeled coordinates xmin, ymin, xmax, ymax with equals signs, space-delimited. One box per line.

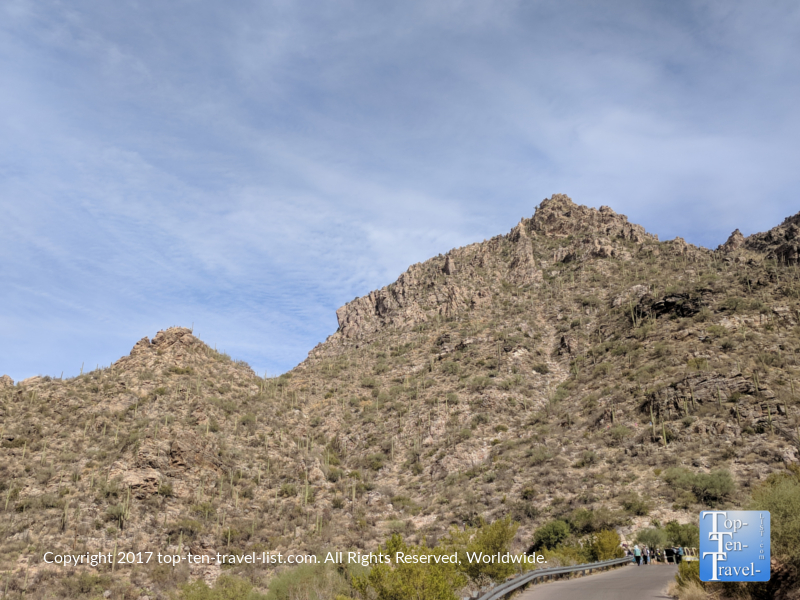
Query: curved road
xmin=516 ymin=563 xmax=677 ymax=600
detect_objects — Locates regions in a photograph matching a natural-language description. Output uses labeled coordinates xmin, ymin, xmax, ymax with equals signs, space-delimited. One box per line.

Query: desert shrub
xmin=663 ymin=468 xmax=735 ymax=505
xmin=470 ymin=414 xmax=489 ymax=428
xmin=192 ymin=502 xmax=215 ymax=519
xmin=39 ymin=493 xmax=63 ymax=509
xmin=636 ymin=527 xmax=669 ymax=549
xmin=747 ymin=467 xmax=800 ymax=567
xmin=105 ymin=504 xmax=127 ymax=526
xmin=621 ymin=492 xmax=651 ymax=516
xmin=168 ymin=366 xmax=194 ymax=375
xmin=374 ymin=362 xmax=389 ymax=374
xmin=532 ymin=363 xmax=550 ymax=374
xmin=468 ymin=376 xmax=492 ymax=391
xmin=530 ymin=520 xmax=570 ymax=551
xmin=573 ymin=450 xmax=598 ymax=468
xmin=365 ymin=454 xmax=385 ymax=471
xmin=353 ymin=534 xmax=466 ymax=600
xmin=588 ymin=529 xmax=624 ymax=560
xmin=541 ymin=542 xmax=591 ymax=566
xmin=509 ymin=501 xmax=540 ymax=521
xmin=180 ymin=574 xmax=266 ymax=600
xmin=441 ymin=362 xmax=460 ymax=376
xmin=675 ymin=560 xmax=701 ymax=588
xmin=565 ymin=507 xmax=626 ymax=534
xmin=608 ymin=425 xmax=631 ymax=443
xmin=279 ymin=484 xmax=297 ymax=497
xmin=444 ymin=516 xmax=519 ymax=584
xmin=528 ymin=446 xmax=554 ymax=466
xmin=664 ymin=520 xmax=699 ymax=547
xmin=62 ymin=573 xmax=112 ymax=597
xmin=168 ymin=518 xmax=203 ymax=540
xmin=265 ymin=563 xmax=353 ymax=600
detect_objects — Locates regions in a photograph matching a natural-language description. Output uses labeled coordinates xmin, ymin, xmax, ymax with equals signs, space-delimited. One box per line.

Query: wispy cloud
xmin=2 ymin=0 xmax=799 ymax=380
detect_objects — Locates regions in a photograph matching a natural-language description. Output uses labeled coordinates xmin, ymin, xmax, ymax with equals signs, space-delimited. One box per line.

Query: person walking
xmin=633 ymin=544 xmax=642 ymax=566
xmin=677 ymin=546 xmax=684 ymax=565
xmin=643 ymin=545 xmax=650 ymax=565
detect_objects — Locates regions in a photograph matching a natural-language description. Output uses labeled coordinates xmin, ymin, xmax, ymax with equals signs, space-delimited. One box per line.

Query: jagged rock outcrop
xmin=743 ymin=211 xmax=800 ymax=265
xmin=443 ymin=255 xmax=455 ymax=275
xmin=646 ymin=372 xmax=759 ymax=419
xmin=331 ymin=194 xmax=660 ymax=340
xmin=0 ymin=375 xmax=13 ymax=388
xmin=528 ymin=194 xmax=655 ymax=243
xmin=718 ymin=229 xmax=745 ymax=253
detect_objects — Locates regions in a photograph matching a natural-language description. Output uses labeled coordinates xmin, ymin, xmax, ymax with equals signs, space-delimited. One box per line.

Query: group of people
xmin=630 ymin=544 xmax=652 ymax=565
xmin=624 ymin=544 xmax=685 ymax=565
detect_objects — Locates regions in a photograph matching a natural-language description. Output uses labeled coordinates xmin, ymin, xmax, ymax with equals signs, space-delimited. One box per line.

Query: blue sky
xmin=2 ymin=1 xmax=799 ymax=381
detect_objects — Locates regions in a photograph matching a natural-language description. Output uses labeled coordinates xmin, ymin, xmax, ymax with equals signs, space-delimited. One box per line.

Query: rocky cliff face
xmin=743 ymin=211 xmax=800 ymax=265
xmin=330 ymin=195 xmax=659 ymax=344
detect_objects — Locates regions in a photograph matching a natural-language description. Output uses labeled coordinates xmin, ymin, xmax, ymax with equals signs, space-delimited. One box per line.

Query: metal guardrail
xmin=472 ymin=556 xmax=634 ymax=600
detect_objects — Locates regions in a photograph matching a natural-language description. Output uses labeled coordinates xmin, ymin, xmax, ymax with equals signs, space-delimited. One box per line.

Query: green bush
xmin=353 ymin=534 xmax=465 ymax=600
xmin=279 ymin=484 xmax=297 ymax=497
xmin=608 ymin=425 xmax=631 ymax=443
xmin=168 ymin=518 xmax=203 ymax=540
xmin=664 ymin=520 xmax=699 ymax=547
xmin=675 ymin=560 xmax=701 ymax=588
xmin=468 ymin=376 xmax=492 ymax=391
xmin=747 ymin=466 xmax=800 ymax=567
xmin=621 ymin=493 xmax=650 ymax=516
xmin=265 ymin=563 xmax=353 ymax=600
xmin=441 ymin=362 xmax=460 ymax=376
xmin=531 ymin=520 xmax=570 ymax=551
xmin=566 ymin=507 xmax=626 ymax=534
xmin=573 ymin=450 xmax=598 ymax=468
xmin=445 ymin=516 xmax=519 ymax=584
xmin=635 ymin=527 xmax=669 ymax=549
xmin=588 ymin=529 xmax=624 ymax=561
xmin=528 ymin=446 xmax=554 ymax=466
xmin=663 ymin=467 xmax=735 ymax=505
xmin=62 ymin=573 xmax=112 ymax=597
xmin=365 ymin=453 xmax=385 ymax=471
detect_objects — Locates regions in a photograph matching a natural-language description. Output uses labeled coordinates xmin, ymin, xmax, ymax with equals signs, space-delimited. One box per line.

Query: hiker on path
xmin=643 ymin=545 xmax=650 ymax=565
xmin=633 ymin=544 xmax=642 ymax=566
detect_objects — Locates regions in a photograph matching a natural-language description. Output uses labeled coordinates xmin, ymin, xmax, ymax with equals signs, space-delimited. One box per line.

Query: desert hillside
xmin=2 ymin=194 xmax=799 ymax=598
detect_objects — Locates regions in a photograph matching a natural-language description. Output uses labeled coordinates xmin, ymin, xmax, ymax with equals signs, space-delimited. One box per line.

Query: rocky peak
xmin=324 ymin=195 xmax=662 ymax=345
xmin=114 ymin=327 xmax=212 ymax=374
xmin=718 ymin=229 xmax=745 ymax=253
xmin=0 ymin=374 xmax=13 ymax=388
xmin=742 ymin=210 xmax=800 ymax=264
xmin=527 ymin=193 xmax=656 ymax=243
xmin=129 ymin=327 xmax=198 ymax=356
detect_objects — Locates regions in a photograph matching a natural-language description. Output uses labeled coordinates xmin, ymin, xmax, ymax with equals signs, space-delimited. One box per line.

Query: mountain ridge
xmin=2 ymin=194 xmax=799 ymax=599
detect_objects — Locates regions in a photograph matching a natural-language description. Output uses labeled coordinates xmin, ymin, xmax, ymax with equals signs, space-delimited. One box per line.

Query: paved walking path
xmin=515 ymin=563 xmax=677 ymax=600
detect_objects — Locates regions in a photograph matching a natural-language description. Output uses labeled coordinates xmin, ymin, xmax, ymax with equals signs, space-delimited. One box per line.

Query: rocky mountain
xmin=1 ymin=194 xmax=799 ymax=599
